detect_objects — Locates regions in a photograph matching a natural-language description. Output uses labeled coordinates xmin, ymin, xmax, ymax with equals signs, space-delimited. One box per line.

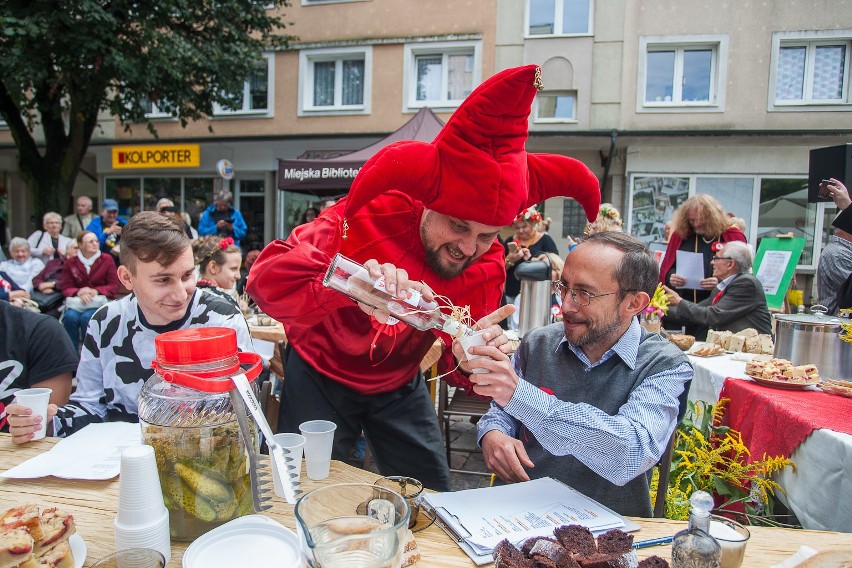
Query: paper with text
xmin=675 ymin=250 xmax=705 ymax=290
xmin=1 ymin=422 xmax=142 ymax=480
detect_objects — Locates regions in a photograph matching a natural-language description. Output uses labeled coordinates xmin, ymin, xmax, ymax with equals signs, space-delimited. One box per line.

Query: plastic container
xmin=138 ymin=328 xmax=263 ymax=541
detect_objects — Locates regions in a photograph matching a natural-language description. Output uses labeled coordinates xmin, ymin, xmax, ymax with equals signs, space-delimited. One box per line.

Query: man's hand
xmin=481 ymin=430 xmax=533 ymax=483
xmin=821 ymin=178 xmax=852 ymax=211
xmin=355 ymin=259 xmax=436 ymax=324
xmin=663 ymin=285 xmax=682 ymax=306
xmin=699 ymin=276 xmax=718 ymax=290
xmin=216 ymin=219 xmax=232 ymax=230
xmin=668 ymin=274 xmax=686 ymax=288
xmin=6 ymin=403 xmax=57 ymax=444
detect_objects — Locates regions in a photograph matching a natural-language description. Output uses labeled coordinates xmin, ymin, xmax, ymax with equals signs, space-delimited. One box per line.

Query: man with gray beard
xmin=466 ymin=232 xmax=692 ymax=516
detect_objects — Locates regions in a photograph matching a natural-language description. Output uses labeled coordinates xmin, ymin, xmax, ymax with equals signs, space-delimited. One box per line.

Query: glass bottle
xmin=323 ymin=253 xmax=473 ymax=337
xmin=671 ymin=491 xmax=721 ymax=568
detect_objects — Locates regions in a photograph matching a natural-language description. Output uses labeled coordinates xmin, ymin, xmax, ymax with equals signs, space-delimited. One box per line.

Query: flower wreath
xmin=599 ymin=205 xmax=623 ymax=227
xmin=711 ymin=241 xmax=724 ymax=253
xmin=206 ymin=237 xmax=235 ymax=260
xmin=515 ymin=206 xmax=542 ymax=224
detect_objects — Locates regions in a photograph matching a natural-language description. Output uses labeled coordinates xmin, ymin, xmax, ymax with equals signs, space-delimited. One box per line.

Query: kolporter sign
xmin=112 ymin=144 xmax=201 ymax=169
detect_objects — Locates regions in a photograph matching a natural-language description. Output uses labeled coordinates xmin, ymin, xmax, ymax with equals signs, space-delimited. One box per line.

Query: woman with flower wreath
xmin=659 ymin=194 xmax=746 ymax=339
xmin=503 ymin=206 xmax=559 ymax=329
xmin=191 ymin=236 xmax=243 ymax=306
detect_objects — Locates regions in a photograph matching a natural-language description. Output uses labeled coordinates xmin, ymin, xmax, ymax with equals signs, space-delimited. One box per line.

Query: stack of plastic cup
xmin=113 ymin=445 xmax=171 ymax=563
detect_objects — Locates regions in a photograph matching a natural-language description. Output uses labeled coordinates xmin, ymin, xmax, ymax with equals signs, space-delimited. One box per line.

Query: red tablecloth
xmin=719 ymin=378 xmax=852 ymax=462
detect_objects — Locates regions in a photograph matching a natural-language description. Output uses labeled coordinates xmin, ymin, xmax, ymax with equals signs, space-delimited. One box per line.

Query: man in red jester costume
xmin=247 ymin=65 xmax=600 ymax=490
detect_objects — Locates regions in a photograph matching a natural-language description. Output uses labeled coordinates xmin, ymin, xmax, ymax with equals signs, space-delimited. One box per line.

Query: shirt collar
xmin=556 ymin=317 xmax=641 ymax=370
xmin=717 ymin=273 xmax=738 ymax=291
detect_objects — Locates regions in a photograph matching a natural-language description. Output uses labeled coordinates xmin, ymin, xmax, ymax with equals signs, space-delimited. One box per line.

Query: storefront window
xmin=757 ymin=178 xmax=816 ymax=266
xmin=239 ymin=179 xmax=265 ymax=251
xmin=628 ymin=176 xmax=689 ymax=245
xmin=104 ymin=178 xmax=141 ymax=218
xmin=695 ymin=177 xmax=754 ymax=238
xmin=184 ymin=178 xmax=216 ymax=229
xmin=143 ymin=178 xmax=182 ymax=212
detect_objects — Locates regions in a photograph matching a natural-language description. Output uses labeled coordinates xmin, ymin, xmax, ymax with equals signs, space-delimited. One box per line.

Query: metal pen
xmin=633 ymin=535 xmax=674 ymax=549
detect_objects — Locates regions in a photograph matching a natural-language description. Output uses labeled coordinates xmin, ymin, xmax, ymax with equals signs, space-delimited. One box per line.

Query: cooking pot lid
xmin=773 ymin=313 xmax=846 ymax=326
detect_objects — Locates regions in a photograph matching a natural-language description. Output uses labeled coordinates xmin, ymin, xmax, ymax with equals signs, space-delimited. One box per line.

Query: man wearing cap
xmin=86 ymin=199 xmax=128 ymax=263
xmin=247 ymin=65 xmax=600 ymax=491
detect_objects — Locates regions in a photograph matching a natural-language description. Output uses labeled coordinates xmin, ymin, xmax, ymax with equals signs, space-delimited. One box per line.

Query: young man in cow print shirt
xmin=6 ymin=212 xmax=253 ymax=441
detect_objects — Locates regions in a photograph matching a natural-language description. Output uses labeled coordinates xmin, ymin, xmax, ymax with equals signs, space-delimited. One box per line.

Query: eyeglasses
xmin=551 ymin=281 xmax=618 ymax=306
xmin=711 ymin=255 xmax=732 ymax=262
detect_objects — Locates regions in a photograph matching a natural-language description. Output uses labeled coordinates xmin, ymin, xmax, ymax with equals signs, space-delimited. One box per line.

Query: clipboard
xmin=420 ymin=477 xmax=640 ymax=565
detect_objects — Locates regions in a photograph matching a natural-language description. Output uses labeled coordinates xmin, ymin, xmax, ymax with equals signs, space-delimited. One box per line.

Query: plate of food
xmin=817 ymin=378 xmax=852 ymax=398
xmin=750 ymin=375 xmax=821 ymax=390
xmin=0 ymin=504 xmax=81 ymax=568
xmin=688 ymin=343 xmax=727 ymax=357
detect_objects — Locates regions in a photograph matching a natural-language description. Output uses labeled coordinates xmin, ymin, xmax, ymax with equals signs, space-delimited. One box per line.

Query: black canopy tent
xmin=277 ymin=107 xmax=445 ymax=196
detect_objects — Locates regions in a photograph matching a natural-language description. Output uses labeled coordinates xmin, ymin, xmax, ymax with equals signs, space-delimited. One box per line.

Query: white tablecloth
xmin=686 ymin=349 xmax=852 ymax=532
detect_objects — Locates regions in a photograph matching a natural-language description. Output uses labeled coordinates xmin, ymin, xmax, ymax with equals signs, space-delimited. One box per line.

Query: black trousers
xmin=277 ymin=347 xmax=451 ymax=491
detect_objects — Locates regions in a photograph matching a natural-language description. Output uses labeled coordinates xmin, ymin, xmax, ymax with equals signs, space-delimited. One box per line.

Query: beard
xmin=562 ymin=310 xmax=624 ymax=347
xmin=420 ymin=216 xmax=475 ymax=279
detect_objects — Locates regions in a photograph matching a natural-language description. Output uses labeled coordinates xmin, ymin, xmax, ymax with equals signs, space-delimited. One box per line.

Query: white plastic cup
xmin=116 ymin=446 xmax=167 ymax=526
xmin=458 ymin=329 xmax=489 ymax=373
xmin=114 ymin=510 xmax=171 ymax=564
xmin=299 ymin=420 xmax=337 ymax=481
xmin=13 ymin=388 xmax=52 ymax=440
xmin=271 ymin=433 xmax=305 ymax=496
xmin=90 ymin=547 xmax=166 ymax=568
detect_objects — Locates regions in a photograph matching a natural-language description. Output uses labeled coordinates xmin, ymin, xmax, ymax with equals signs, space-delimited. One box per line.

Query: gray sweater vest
xmin=510 ymin=323 xmax=686 ymax=517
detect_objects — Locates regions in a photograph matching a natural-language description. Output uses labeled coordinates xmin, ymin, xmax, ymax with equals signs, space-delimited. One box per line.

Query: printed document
xmin=675 ymin=250 xmax=705 ymax=290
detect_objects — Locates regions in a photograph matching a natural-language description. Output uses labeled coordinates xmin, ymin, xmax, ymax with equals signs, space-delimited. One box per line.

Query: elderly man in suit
xmin=664 ymin=241 xmax=771 ymax=337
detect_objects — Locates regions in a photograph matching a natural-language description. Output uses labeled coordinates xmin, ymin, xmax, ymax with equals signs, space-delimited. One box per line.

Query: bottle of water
xmin=323 ymin=253 xmax=472 ymax=337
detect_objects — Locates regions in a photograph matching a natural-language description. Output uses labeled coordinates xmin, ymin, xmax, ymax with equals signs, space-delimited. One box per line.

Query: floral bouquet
xmin=643 ymin=283 xmax=669 ymax=320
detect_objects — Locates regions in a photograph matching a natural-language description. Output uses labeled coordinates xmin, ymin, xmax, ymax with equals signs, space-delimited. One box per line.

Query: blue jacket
xmin=197 ymin=205 xmax=247 ymax=247
xmin=86 ymin=215 xmax=129 ymax=252
xmin=0 ymin=270 xmax=23 ymax=302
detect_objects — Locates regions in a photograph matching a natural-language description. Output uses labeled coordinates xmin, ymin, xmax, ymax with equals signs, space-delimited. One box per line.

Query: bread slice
xmin=32 ymin=510 xmax=74 ymax=557
xmin=728 ymin=335 xmax=745 ymax=353
xmin=34 ymin=542 xmax=73 ymax=568
xmin=0 ymin=527 xmax=35 ymax=568
xmin=0 ymin=506 xmax=44 ymax=543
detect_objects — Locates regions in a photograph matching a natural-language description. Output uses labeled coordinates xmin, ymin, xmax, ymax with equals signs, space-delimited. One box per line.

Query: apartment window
xmin=139 ymin=97 xmax=172 ymax=119
xmin=214 ymin=54 xmax=273 ymax=115
xmin=300 ymin=47 xmax=371 ymax=114
xmin=774 ymin=40 xmax=849 ymax=104
xmin=639 ymin=36 xmax=726 ymax=111
xmin=527 ymin=0 xmax=591 ymax=36
xmin=404 ymin=41 xmax=480 ymax=110
xmin=535 ymin=91 xmax=577 ymax=122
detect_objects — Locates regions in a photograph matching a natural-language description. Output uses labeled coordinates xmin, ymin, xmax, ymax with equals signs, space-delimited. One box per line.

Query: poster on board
xmin=753 ymin=237 xmax=805 ymax=311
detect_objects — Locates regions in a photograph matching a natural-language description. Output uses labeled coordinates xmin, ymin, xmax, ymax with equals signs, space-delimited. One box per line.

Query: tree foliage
xmin=0 ymin=0 xmax=291 ymax=218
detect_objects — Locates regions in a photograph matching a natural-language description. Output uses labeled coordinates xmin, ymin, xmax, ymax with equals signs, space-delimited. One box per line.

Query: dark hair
xmin=301 ymin=207 xmax=320 ymax=224
xmin=580 ymin=231 xmax=659 ymax=300
xmin=120 ymin=211 xmax=191 ymax=273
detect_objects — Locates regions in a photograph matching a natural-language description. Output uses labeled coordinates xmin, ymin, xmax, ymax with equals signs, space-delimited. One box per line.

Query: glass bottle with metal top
xmin=672 ymin=491 xmax=721 ymax=568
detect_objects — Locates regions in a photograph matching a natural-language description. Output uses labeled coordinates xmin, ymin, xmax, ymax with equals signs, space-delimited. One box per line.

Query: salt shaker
xmin=671 ymin=491 xmax=721 ymax=568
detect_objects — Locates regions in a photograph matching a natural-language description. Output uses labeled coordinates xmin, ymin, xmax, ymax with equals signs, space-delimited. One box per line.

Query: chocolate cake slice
xmin=554 ymin=525 xmax=597 ymax=559
xmin=494 ymin=539 xmax=531 ymax=567
xmin=596 ymin=529 xmax=634 ymax=555
xmin=521 ymin=537 xmax=559 ymax=556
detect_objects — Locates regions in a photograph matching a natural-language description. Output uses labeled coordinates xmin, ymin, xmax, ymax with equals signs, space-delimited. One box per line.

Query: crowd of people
xmin=0 ymin=64 xmax=848 ymax=520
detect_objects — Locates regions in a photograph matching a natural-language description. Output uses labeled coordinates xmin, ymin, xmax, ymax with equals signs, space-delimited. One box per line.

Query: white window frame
xmin=298 ymin=47 xmax=372 ymax=116
xmin=524 ymin=0 xmax=593 ymax=38
xmin=141 ymin=99 xmax=173 ymax=120
xmin=768 ymin=30 xmax=852 ymax=111
xmin=213 ymin=53 xmax=274 ymax=117
xmin=637 ymin=35 xmax=727 ymax=113
xmin=534 ymin=91 xmax=578 ymax=123
xmin=402 ymin=41 xmax=481 ymax=112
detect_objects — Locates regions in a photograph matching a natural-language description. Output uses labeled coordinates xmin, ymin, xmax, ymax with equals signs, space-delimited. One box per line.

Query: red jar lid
xmin=154 ymin=327 xmax=238 ymax=366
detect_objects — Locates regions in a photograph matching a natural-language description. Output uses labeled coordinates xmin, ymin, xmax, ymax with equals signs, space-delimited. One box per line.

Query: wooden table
xmin=248 ymin=322 xmax=286 ymax=344
xmin=5 ymin=435 xmax=850 ymax=567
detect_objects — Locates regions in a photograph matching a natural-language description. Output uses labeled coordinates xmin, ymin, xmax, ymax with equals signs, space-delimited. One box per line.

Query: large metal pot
xmin=773 ymin=309 xmax=852 ymax=380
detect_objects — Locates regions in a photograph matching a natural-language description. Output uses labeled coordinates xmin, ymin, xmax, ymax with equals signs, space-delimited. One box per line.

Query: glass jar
xmin=138 ymin=327 xmax=263 ymax=541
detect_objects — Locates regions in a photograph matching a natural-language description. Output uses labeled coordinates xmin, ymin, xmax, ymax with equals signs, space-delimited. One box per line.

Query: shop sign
xmin=112 ymin=144 xmax=201 ymax=169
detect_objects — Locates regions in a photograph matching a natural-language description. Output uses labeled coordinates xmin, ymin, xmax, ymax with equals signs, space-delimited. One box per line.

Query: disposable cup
xmin=710 ymin=515 xmax=750 ymax=568
xmin=299 ymin=420 xmax=337 ymax=481
xmin=458 ymin=329 xmax=489 ymax=373
xmin=271 ymin=433 xmax=305 ymax=497
xmin=116 ymin=446 xmax=166 ymax=526
xmin=114 ymin=508 xmax=171 ymax=562
xmin=90 ymin=548 xmax=166 ymax=568
xmin=13 ymin=388 xmax=52 ymax=440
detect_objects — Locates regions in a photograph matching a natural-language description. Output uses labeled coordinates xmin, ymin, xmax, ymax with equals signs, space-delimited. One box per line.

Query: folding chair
xmin=437 ymin=380 xmax=492 ymax=477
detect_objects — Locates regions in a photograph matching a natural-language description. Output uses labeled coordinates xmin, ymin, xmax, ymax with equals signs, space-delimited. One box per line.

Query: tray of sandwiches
xmin=705 ymin=328 xmax=774 ymax=355
xmin=817 ymin=378 xmax=852 ymax=399
xmin=0 ymin=504 xmax=82 ymax=568
xmin=745 ymin=357 xmax=822 ymax=390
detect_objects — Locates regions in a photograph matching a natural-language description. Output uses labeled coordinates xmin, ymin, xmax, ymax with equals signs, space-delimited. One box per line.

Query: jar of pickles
xmin=138 ymin=327 xmax=263 ymax=541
